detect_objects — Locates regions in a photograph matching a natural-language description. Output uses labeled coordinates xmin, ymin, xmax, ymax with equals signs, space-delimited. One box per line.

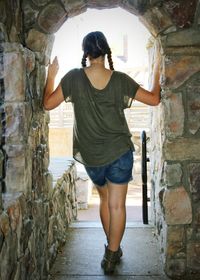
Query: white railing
xmin=49 ymin=101 xmax=150 ymax=131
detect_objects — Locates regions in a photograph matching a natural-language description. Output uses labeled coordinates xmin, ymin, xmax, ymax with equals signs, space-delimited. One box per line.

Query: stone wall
xmin=149 ymin=26 xmax=200 ymax=279
xmin=0 ymin=162 xmax=77 ymax=280
xmin=0 ymin=1 xmax=78 ymax=279
xmin=0 ymin=0 xmax=200 ymax=279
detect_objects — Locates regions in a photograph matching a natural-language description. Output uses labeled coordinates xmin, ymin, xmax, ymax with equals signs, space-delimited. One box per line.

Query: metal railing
xmin=141 ymin=130 xmax=150 ymax=224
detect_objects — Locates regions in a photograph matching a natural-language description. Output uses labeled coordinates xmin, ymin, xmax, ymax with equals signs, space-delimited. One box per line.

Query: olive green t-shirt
xmin=61 ymin=68 xmax=140 ymax=167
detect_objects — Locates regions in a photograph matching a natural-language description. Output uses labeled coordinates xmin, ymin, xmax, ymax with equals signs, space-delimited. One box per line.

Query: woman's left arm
xmin=43 ymin=56 xmax=64 ymax=111
xmin=134 ymin=56 xmax=161 ymax=106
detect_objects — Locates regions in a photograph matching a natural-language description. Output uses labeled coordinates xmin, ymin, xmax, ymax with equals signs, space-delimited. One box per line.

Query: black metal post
xmin=141 ymin=130 xmax=149 ymax=224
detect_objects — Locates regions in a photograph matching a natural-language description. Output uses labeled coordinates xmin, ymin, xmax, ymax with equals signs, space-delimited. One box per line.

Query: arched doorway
xmin=48 ymin=7 xmax=151 ymax=224
xmin=1 ymin=0 xmax=200 ymax=278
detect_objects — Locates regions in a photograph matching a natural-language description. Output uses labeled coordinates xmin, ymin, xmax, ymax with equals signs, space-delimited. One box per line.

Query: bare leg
xmin=107 ymin=181 xmax=128 ymax=252
xmin=96 ymin=184 xmax=110 ymax=240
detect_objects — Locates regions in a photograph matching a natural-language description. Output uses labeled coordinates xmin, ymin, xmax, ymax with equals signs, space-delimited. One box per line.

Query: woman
xmin=43 ymin=31 xmax=160 ymax=274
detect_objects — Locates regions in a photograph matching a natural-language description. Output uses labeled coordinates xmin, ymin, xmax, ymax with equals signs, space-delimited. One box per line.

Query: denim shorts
xmin=85 ymin=149 xmax=134 ymax=187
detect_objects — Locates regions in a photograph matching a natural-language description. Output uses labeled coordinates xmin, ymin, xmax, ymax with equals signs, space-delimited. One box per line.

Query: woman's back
xmin=84 ymin=66 xmax=113 ymax=90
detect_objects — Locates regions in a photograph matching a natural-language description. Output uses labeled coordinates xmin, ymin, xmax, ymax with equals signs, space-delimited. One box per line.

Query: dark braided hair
xmin=81 ymin=31 xmax=114 ymax=70
xmin=81 ymin=53 xmax=87 ymax=68
xmin=107 ymin=48 xmax=114 ymax=71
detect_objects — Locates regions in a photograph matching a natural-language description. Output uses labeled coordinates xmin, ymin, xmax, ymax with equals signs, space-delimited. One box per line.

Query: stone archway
xmin=0 ymin=0 xmax=200 ymax=279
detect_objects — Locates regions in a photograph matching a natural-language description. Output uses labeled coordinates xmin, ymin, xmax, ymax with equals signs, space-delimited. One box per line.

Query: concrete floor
xmin=50 ymin=223 xmax=170 ymax=280
xmin=49 ymin=159 xmax=200 ymax=280
xmin=49 ymin=158 xmax=170 ymax=279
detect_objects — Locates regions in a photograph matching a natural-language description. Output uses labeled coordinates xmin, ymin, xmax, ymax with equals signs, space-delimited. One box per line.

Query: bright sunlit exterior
xmin=49 ymin=8 xmax=150 ymax=157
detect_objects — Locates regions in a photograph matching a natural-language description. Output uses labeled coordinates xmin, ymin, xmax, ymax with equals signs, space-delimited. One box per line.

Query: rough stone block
xmin=187 ymin=242 xmax=200 ymax=271
xmin=0 ymin=55 xmax=3 ymax=82
xmin=188 ymin=163 xmax=200 ymax=193
xmin=164 ymin=162 xmax=182 ymax=186
xmin=162 ymin=26 xmax=177 ymax=35
xmin=187 ymin=225 xmax=200 ymax=241
xmin=162 ymin=91 xmax=184 ymax=138
xmin=32 ymin=199 xmax=48 ymax=232
xmin=140 ymin=6 xmax=173 ymax=36
xmin=87 ymin=0 xmax=120 ymax=10
xmin=4 ymin=102 xmax=28 ymax=144
xmin=6 ymin=198 xmax=22 ymax=236
xmin=165 ymin=258 xmax=186 ymax=278
xmin=193 ymin=205 xmax=200 ymax=225
xmin=22 ymin=1 xmax=40 ymax=31
xmin=4 ymin=42 xmax=23 ymax=52
xmin=163 ymin=29 xmax=200 ymax=47
xmin=32 ymin=0 xmax=51 ymax=6
xmin=4 ymin=144 xmax=32 ymax=194
xmin=9 ymin=25 xmax=21 ymax=43
xmin=197 ymin=11 xmax=200 ymax=25
xmin=186 ymin=83 xmax=200 ymax=135
xmin=60 ymin=179 xmax=69 ymax=194
xmin=163 ymin=0 xmax=197 ymax=28
xmin=35 ymin=62 xmax=46 ymax=98
xmin=0 ymin=228 xmax=3 ymax=251
xmin=0 ymin=112 xmax=2 ymax=141
xmin=0 ymin=212 xmax=10 ymax=237
xmin=26 ymin=232 xmax=37 ymax=273
xmin=167 ymin=226 xmax=185 ymax=243
xmin=166 ymin=226 xmax=186 ymax=259
xmin=4 ymin=0 xmax=22 ymax=42
xmin=62 ymin=0 xmax=87 ymax=17
xmin=163 ymin=55 xmax=200 ymax=89
xmin=188 ymin=163 xmax=200 ymax=202
xmin=162 ymin=186 xmax=192 ymax=225
xmin=37 ymin=3 xmax=67 ymax=33
xmin=4 ymin=51 xmax=26 ymax=102
xmin=24 ymin=48 xmax=35 ymax=75
xmin=0 ymin=231 xmax=18 ymax=280
xmin=0 ymin=0 xmax=7 ymax=23
xmin=43 ymin=172 xmax=53 ymax=198
xmin=48 ymin=215 xmax=56 ymax=246
xmin=0 ymin=149 xmax=4 ymax=178
xmin=0 ymin=192 xmax=2 ymax=213
xmin=166 ymin=242 xmax=186 ymax=259
xmin=26 ymin=29 xmax=54 ymax=65
xmin=32 ymin=150 xmax=49 ymax=197
xmin=0 ymin=23 xmax=8 ymax=42
xmin=16 ymin=247 xmax=32 ymax=279
xmin=26 ymin=29 xmax=53 ymax=53
xmin=121 ymin=0 xmax=148 ymax=15
xmin=164 ymin=138 xmax=200 ymax=161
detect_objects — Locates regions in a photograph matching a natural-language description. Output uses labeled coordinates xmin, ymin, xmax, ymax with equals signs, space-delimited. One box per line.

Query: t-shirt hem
xmin=74 ymin=146 xmax=134 ymax=167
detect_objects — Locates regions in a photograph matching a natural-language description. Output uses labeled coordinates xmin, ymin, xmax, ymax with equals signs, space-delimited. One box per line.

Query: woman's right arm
xmin=134 ymin=57 xmax=161 ymax=106
xmin=43 ymin=57 xmax=64 ymax=111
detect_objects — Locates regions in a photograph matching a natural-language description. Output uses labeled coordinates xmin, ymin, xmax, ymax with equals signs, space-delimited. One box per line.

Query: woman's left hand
xmin=48 ymin=56 xmax=59 ymax=79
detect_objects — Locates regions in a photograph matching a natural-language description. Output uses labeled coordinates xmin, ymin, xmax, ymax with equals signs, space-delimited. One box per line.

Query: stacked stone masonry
xmin=0 ymin=162 xmax=77 ymax=280
xmin=0 ymin=0 xmax=200 ymax=279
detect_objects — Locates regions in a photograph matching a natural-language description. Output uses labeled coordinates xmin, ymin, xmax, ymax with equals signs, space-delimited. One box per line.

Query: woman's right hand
xmin=43 ymin=56 xmax=64 ymax=111
xmin=48 ymin=56 xmax=59 ymax=79
xmin=134 ymin=54 xmax=161 ymax=106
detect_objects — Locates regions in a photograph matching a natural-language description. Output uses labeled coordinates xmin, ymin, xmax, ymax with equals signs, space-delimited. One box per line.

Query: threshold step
xmin=69 ymin=221 xmax=153 ymax=228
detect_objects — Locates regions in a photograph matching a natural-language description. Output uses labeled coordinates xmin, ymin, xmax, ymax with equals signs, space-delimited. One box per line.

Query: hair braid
xmin=81 ymin=53 xmax=87 ymax=68
xmin=107 ymin=48 xmax=114 ymax=71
